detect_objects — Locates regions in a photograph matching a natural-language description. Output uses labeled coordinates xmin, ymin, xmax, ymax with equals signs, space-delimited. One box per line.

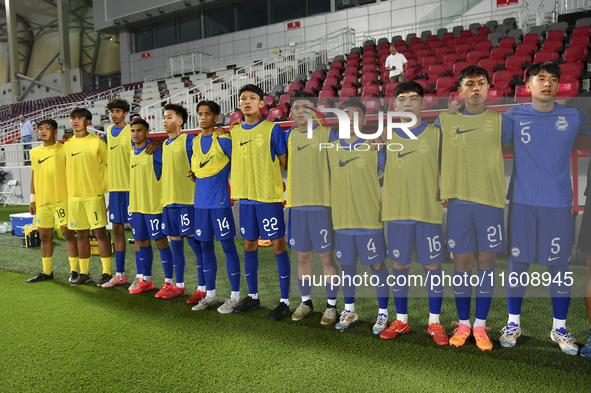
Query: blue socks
xmin=159 ymin=246 xmax=173 ymax=280
xmin=244 ymin=250 xmax=259 ymax=294
xmin=475 ymin=267 xmax=495 ymax=321
xmin=548 ymin=264 xmax=571 ymax=320
xmin=425 ymin=266 xmax=443 ymax=314
xmin=139 ymin=246 xmax=153 ymax=277
xmin=170 ymin=239 xmax=185 ymax=284
xmin=299 ymin=278 xmax=311 ymax=298
xmin=372 ymin=264 xmax=390 ymax=310
xmin=276 ymin=250 xmax=290 ymax=299
xmin=342 ymin=264 xmax=357 ymax=305
xmin=134 ymin=250 xmax=141 ymax=276
xmin=507 ymin=260 xmax=529 ymax=315
xmin=188 ymin=237 xmax=205 ymax=287
xmin=453 ymin=268 xmax=472 ymax=321
xmin=115 ymin=251 xmax=125 ymax=274
xmin=201 ymin=240 xmax=217 ymax=292
xmin=392 ymin=266 xmax=410 ymax=314
xmin=221 ymin=239 xmax=240 ymax=292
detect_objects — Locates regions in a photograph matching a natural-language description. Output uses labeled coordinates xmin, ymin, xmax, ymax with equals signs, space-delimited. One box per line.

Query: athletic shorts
xmin=387 ymin=221 xmax=445 ymax=265
xmin=162 ymin=205 xmax=194 ymax=237
xmin=108 ymin=191 xmax=132 ymax=224
xmin=578 ymin=195 xmax=591 ymax=255
xmin=446 ymin=202 xmax=506 ymax=254
xmin=193 ymin=207 xmax=236 ymax=242
xmin=335 ymin=231 xmax=386 ymax=266
xmin=68 ymin=197 xmax=108 ymax=230
xmin=239 ymin=202 xmax=285 ymax=241
xmin=132 ymin=213 xmax=165 ymax=241
xmin=34 ymin=202 xmax=68 ymax=229
xmin=509 ymin=202 xmax=573 ymax=266
xmin=288 ymin=208 xmax=334 ymax=253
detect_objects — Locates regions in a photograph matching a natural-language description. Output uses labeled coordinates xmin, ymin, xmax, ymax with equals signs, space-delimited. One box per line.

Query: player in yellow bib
xmin=378 ymin=81 xmax=448 ymax=345
xmin=27 ymin=119 xmax=79 ymax=283
xmin=230 ymin=84 xmax=291 ymax=321
xmin=285 ymin=90 xmax=339 ymax=324
xmin=435 ymin=66 xmax=513 ymax=350
xmin=64 ymin=107 xmax=112 ymax=286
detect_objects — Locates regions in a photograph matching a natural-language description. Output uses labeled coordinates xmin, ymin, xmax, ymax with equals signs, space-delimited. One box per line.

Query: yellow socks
xmin=41 ymin=257 xmax=52 ymax=275
xmin=80 ymin=258 xmax=90 ymax=275
xmin=101 ymin=257 xmax=112 ymax=276
xmin=68 ymin=257 xmax=79 ymax=273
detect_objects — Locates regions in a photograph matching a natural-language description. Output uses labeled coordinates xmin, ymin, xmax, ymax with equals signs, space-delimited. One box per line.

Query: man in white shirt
xmin=385 ymin=45 xmax=408 ymax=83
xmin=19 ymin=114 xmax=34 ymax=162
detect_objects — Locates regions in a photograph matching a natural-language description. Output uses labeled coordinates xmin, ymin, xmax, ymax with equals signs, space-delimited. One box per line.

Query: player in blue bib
xmin=189 ymin=100 xmax=241 ymax=314
xmin=501 ymin=62 xmax=589 ymax=355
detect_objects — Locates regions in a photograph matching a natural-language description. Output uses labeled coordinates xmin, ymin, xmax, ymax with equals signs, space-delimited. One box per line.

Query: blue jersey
xmin=505 ymin=103 xmax=589 ymax=208
xmin=194 ymin=134 xmax=232 ymax=209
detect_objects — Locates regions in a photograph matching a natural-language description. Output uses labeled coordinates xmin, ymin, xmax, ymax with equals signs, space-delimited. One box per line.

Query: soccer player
xmin=435 ymin=66 xmax=512 ymax=350
xmin=127 ymin=118 xmax=174 ymax=295
xmin=286 ymin=90 xmax=340 ymax=324
xmin=189 ymin=100 xmax=241 ymax=313
xmin=64 ymin=107 xmax=112 ymax=286
xmin=158 ymin=103 xmax=206 ymax=301
xmin=101 ymin=98 xmax=135 ymax=289
xmin=230 ymin=84 xmax=291 ymax=320
xmin=499 ymin=62 xmax=588 ymax=355
xmin=27 ymin=119 xmax=79 ymax=283
xmin=327 ymin=99 xmax=389 ymax=333
xmin=379 ymin=82 xmax=447 ymax=345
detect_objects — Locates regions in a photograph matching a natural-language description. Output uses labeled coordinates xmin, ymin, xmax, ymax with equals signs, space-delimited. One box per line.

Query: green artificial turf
xmin=1 ymin=206 xmax=591 ymax=392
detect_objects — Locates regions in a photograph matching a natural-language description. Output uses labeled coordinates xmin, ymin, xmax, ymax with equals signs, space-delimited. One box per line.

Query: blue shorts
xmin=239 ymin=202 xmax=286 ymax=241
xmin=194 ymin=207 xmax=236 ymax=242
xmin=387 ymin=221 xmax=445 ymax=264
xmin=509 ymin=202 xmax=573 ymax=266
xmin=108 ymin=191 xmax=132 ymax=224
xmin=288 ymin=208 xmax=334 ymax=253
xmin=162 ymin=205 xmax=194 ymax=237
xmin=132 ymin=213 xmax=165 ymax=240
xmin=335 ymin=231 xmax=386 ymax=266
xmin=446 ymin=202 xmax=506 ymax=254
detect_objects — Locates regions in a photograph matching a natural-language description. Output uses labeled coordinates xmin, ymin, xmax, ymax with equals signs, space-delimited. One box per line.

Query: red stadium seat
xmin=362 ymin=64 xmax=377 ymax=74
xmin=317 ymin=98 xmax=333 ymax=110
xmin=405 ymin=67 xmax=421 ymax=80
xmin=422 ymin=93 xmax=438 ymax=110
xmin=556 ymin=81 xmax=580 ymax=98
xmin=415 ymin=79 xmax=430 ymax=91
xmin=361 ymin=83 xmax=380 ymax=97
xmin=324 ymin=76 xmax=340 ymax=89
xmin=443 ymin=53 xmax=460 ymax=71
xmin=546 ymin=30 xmax=564 ymax=42
xmin=362 ymin=97 xmax=382 ymax=114
xmin=344 ymin=65 xmax=359 ymax=76
xmin=278 ymin=93 xmax=292 ymax=107
xmin=452 ymin=61 xmax=470 ymax=79
xmin=492 ymin=70 xmax=513 ymax=95
xmin=341 ymin=74 xmax=358 ymax=87
xmin=485 ymin=87 xmax=503 ymax=105
xmin=225 ymin=111 xmax=244 ymax=126
xmin=478 ymin=58 xmax=497 ymax=76
xmin=340 ymin=85 xmax=357 ymax=98
xmin=304 ymin=79 xmax=321 ymax=95
xmin=505 ymin=55 xmax=525 ymax=77
xmin=522 ymin=33 xmax=540 ymax=46
xmin=428 ymin=41 xmax=445 ymax=52
xmin=573 ymin=26 xmax=591 ymax=37
xmin=326 ymin=68 xmax=341 ymax=79
xmin=362 ymin=56 xmax=376 ymax=66
xmin=442 ymin=32 xmax=455 ymax=43
xmin=394 ymin=39 xmax=405 ymax=47
xmin=263 ymin=96 xmax=276 ymax=108
xmin=569 ymin=35 xmax=590 ymax=56
xmin=259 ymin=106 xmax=269 ymax=119
xmin=331 ymin=61 xmax=344 ymax=69
xmin=467 ymin=35 xmax=482 ymax=49
xmin=564 ymin=47 xmax=586 ymax=68
xmin=436 ymin=47 xmax=451 ymax=63
xmin=449 ymin=37 xmax=463 ymax=48
xmin=421 ymin=56 xmax=438 ymax=69
xmin=467 ymin=50 xmax=483 ymax=66
xmin=476 ymin=40 xmax=493 ymax=54
xmin=559 ymin=62 xmax=581 ymax=81
xmin=514 ymin=84 xmax=532 ymax=103
xmin=310 ymin=71 xmax=325 ymax=81
xmin=459 ymin=30 xmax=473 ymax=39
xmin=428 ymin=64 xmax=446 ymax=85
xmin=425 ymin=35 xmax=438 ymax=43
xmin=409 ymin=37 xmax=422 ymax=46
xmin=384 ymin=82 xmax=401 ymax=97
xmin=267 ymin=107 xmax=285 ymax=122
xmin=534 ymin=50 xmax=559 ymax=63
xmin=456 ymin=44 xmax=471 ymax=60
xmin=542 ymin=40 xmax=563 ymax=52
xmin=361 ymin=73 xmax=378 ymax=85
xmin=434 ymin=76 xmax=456 ymax=97
xmin=500 ymin=37 xmax=516 ymax=48
xmin=319 ymin=88 xmax=336 ymax=99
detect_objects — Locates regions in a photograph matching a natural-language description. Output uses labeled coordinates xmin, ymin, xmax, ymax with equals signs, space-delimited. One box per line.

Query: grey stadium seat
xmin=488 ymin=32 xmax=503 ymax=47
xmin=392 ymin=35 xmax=402 ymax=43
xmin=503 ymin=17 xmax=517 ymax=29
xmin=486 ymin=20 xmax=499 ymax=31
xmin=377 ymin=37 xmax=389 ymax=45
xmin=437 ymin=28 xmax=448 ymax=40
xmin=420 ymin=30 xmax=432 ymax=42
xmin=453 ymin=25 xmax=464 ymax=37
xmin=508 ymin=29 xmax=523 ymax=44
xmin=405 ymin=33 xmax=417 ymax=45
xmin=469 ymin=23 xmax=481 ymax=35
xmin=576 ymin=17 xmax=591 ymax=27
xmin=495 ymin=25 xmax=510 ymax=37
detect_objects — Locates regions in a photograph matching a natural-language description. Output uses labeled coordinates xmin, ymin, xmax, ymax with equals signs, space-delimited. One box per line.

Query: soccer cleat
xmin=101 ymin=274 xmax=127 ymax=288
xmin=70 ymin=273 xmax=91 ymax=286
xmin=97 ymin=273 xmax=113 ymax=287
xmin=68 ymin=271 xmax=79 ymax=285
xmin=186 ymin=289 xmax=206 ymax=304
xmin=128 ymin=276 xmax=142 ymax=292
xmin=155 ymin=282 xmax=174 ymax=298
xmin=580 ymin=330 xmax=591 ymax=359
xmin=551 ymin=328 xmax=579 ymax=355
xmin=270 ymin=302 xmax=290 ymax=320
xmin=428 ymin=323 xmax=449 ymax=345
xmin=379 ymin=319 xmax=410 ymax=339
xmin=373 ymin=313 xmax=389 ymax=334
xmin=217 ymin=298 xmax=239 ymax=314
xmin=162 ymin=285 xmax=187 ymax=299
xmin=321 ymin=305 xmax=338 ymax=325
xmin=191 ymin=296 xmax=219 ymax=311
xmin=234 ymin=296 xmax=261 ymax=314
xmin=449 ymin=321 xmax=471 ymax=347
xmin=335 ymin=310 xmax=358 ymax=331
xmin=129 ymin=280 xmax=154 ymax=295
xmin=291 ymin=300 xmax=314 ymax=321
xmin=27 ymin=272 xmax=54 ymax=283
xmin=499 ymin=323 xmax=522 ymax=348
xmin=473 ymin=326 xmax=493 ymax=351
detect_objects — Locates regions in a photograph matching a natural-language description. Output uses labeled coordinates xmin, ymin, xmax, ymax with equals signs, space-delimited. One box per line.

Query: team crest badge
xmin=241 ymin=227 xmax=245 ymax=234
xmin=511 ymin=247 xmax=520 ymax=257
xmin=555 ymin=116 xmax=568 ymax=131
xmin=392 ymin=249 xmax=400 ymax=258
xmin=448 ymin=239 xmax=456 ymax=249
xmin=336 ymin=250 xmax=342 ymax=258
xmin=196 ymin=229 xmax=201 ymax=236
xmin=289 ymin=238 xmax=295 ymax=246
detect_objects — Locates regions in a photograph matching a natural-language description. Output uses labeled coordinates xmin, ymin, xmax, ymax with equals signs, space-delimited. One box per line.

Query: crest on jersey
xmin=196 ymin=229 xmax=201 ymax=236
xmin=555 ymin=116 xmax=568 ymax=131
xmin=392 ymin=249 xmax=400 ymax=258
xmin=448 ymin=239 xmax=456 ymax=249
xmin=336 ymin=250 xmax=342 ymax=258
xmin=511 ymin=247 xmax=520 ymax=257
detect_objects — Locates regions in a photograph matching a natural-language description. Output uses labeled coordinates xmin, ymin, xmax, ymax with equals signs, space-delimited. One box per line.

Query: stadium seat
xmin=428 ymin=64 xmax=446 ymax=85
xmin=478 ymin=58 xmax=497 ymax=76
xmin=467 ymin=50 xmax=483 ymax=66
xmin=500 ymin=37 xmax=516 ymax=48
xmin=331 ymin=61 xmax=344 ymax=69
xmin=488 ymin=32 xmax=503 ymax=47
xmin=476 ymin=40 xmax=493 ymax=54
xmin=556 ymin=81 xmax=580 ymax=98
xmin=340 ymin=86 xmax=357 ymax=98
xmin=547 ymin=28 xmax=566 ymax=42
xmin=522 ymin=33 xmax=540 ymax=46
xmin=361 ymin=73 xmax=378 ymax=85
xmin=422 ymin=93 xmax=438 ymax=110
xmin=437 ymin=28 xmax=448 ymax=40
xmin=421 ymin=56 xmax=438 ymax=69
xmin=442 ymin=32 xmax=455 ymax=43
xmin=515 ymin=45 xmax=534 ymax=62
xmin=449 ymin=37 xmax=463 ymax=48
xmin=310 ymin=70 xmax=325 ymax=81
xmin=576 ymin=17 xmax=591 ymax=27
xmin=405 ymin=67 xmax=421 ymax=80
xmin=425 ymin=35 xmax=438 ymax=43
xmin=324 ymin=76 xmax=340 ymax=89
xmin=492 ymin=70 xmax=513 ymax=95
xmin=263 ymin=96 xmax=276 ymax=108
xmin=542 ymin=40 xmax=563 ymax=52
xmin=503 ymin=17 xmax=517 ymax=29
xmin=478 ymin=27 xmax=491 ymax=37
xmin=467 ymin=35 xmax=482 ymax=49
xmin=443 ymin=53 xmax=460 ymax=72
xmin=453 ymin=26 xmax=464 ymax=37
xmin=534 ymin=50 xmax=559 ymax=63
xmin=452 ymin=61 xmax=470 ymax=79
xmin=434 ymin=76 xmax=456 ymax=97
xmin=384 ymin=82 xmax=401 ymax=97
xmin=278 ymin=93 xmax=292 ymax=108
xmin=362 ymin=97 xmax=382 ymax=114
xmin=361 ymin=83 xmax=380 ymax=97
xmin=415 ymin=79 xmax=430 ymax=92
xmin=508 ymin=29 xmax=523 ymax=43
xmin=560 ymin=62 xmax=581 ymax=81
xmin=326 ymin=68 xmax=341 ymax=79
xmin=304 ymin=79 xmax=321 ymax=95
xmin=456 ymin=44 xmax=471 ymax=60
xmin=267 ymin=107 xmax=285 ymax=122
xmin=564 ymin=47 xmax=586 ymax=68
xmin=505 ymin=55 xmax=525 ymax=77
xmin=570 ymin=35 xmax=590 ymax=53
xmin=460 ymin=30 xmax=473 ymax=39
xmin=319 ymin=88 xmax=336 ymax=99
xmin=485 ymin=87 xmax=503 ymax=105
xmin=435 ymin=47 xmax=451 ymax=63
xmin=225 ymin=111 xmax=244 ymax=126
xmin=341 ymin=74 xmax=358 ymax=87
xmin=514 ymin=84 xmax=532 ymax=103
xmin=573 ymin=25 xmax=591 ymax=37
xmin=469 ymin=23 xmax=481 ymax=35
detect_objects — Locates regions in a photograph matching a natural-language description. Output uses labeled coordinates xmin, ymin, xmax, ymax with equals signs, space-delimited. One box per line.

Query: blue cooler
xmin=10 ymin=213 xmax=35 ymax=237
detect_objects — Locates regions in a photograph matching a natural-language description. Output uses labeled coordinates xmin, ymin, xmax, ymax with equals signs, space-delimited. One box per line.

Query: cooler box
xmin=10 ymin=213 xmax=35 ymax=237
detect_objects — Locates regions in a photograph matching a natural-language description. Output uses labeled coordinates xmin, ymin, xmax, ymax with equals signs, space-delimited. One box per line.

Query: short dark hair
xmin=291 ymin=90 xmax=317 ymax=107
xmin=70 ymin=107 xmax=92 ymax=121
xmin=458 ymin=65 xmax=490 ymax=84
xmin=106 ymin=98 xmax=130 ymax=113
xmin=526 ymin=61 xmax=561 ymax=81
xmin=163 ymin=103 xmax=188 ymax=125
xmin=339 ymin=98 xmax=366 ymax=115
xmin=196 ymin=100 xmax=221 ymax=116
xmin=130 ymin=118 xmax=149 ymax=131
xmin=36 ymin=119 xmax=58 ymax=130
xmin=394 ymin=81 xmax=424 ymax=98
xmin=239 ymin=84 xmax=265 ymax=100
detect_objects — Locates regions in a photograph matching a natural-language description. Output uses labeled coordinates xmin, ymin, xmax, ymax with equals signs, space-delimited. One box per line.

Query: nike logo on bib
xmin=240 ymin=140 xmax=251 ymax=146
xmin=131 ymin=164 xmax=139 ymax=168
xmin=199 ymin=158 xmax=212 ymax=168
xmin=397 ymin=150 xmax=416 ymax=158
xmin=110 ymin=145 xmax=119 ymax=150
xmin=297 ymin=144 xmax=311 ymax=151
xmin=37 ymin=156 xmax=51 ymax=164
xmin=339 ymin=156 xmax=361 ymax=167
xmin=455 ymin=128 xmax=477 ymax=134
xmin=71 ymin=152 xmax=82 ymax=156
